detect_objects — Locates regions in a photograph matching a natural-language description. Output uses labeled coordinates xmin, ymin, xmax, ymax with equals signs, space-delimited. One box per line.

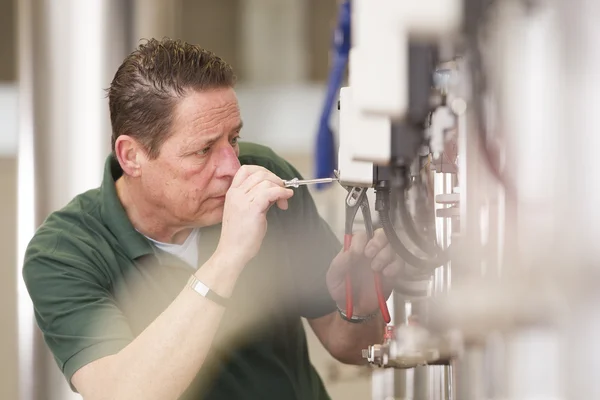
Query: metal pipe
xmin=431 ymin=171 xmax=454 ymax=400
xmin=371 ymin=292 xmax=413 ymax=400
xmin=16 ymin=0 xmax=37 ymax=398
xmin=17 ymin=1 xmax=133 ymax=399
xmin=453 ymin=345 xmax=486 ymax=400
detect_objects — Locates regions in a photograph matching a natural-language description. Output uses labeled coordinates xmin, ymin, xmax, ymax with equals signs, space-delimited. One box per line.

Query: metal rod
xmin=283 ymin=177 xmax=339 ymax=187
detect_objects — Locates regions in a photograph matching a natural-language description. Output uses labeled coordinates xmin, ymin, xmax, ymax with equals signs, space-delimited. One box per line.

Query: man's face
xmin=139 ymin=88 xmax=242 ymax=228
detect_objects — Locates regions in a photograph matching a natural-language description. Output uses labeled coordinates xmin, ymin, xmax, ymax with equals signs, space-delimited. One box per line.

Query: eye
xmin=231 ymin=136 xmax=241 ymax=146
xmin=196 ymin=147 xmax=211 ymax=156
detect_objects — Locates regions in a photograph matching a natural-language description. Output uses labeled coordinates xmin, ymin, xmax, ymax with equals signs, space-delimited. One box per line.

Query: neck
xmin=115 ymin=176 xmax=191 ymax=244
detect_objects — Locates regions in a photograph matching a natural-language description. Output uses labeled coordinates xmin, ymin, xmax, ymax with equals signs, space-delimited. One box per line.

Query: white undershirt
xmin=145 ymin=228 xmax=201 ymax=269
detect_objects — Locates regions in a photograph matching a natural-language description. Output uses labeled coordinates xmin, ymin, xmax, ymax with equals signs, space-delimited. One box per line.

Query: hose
xmin=397 ymin=189 xmax=443 ymax=257
xmin=376 ymin=189 xmax=446 ymax=270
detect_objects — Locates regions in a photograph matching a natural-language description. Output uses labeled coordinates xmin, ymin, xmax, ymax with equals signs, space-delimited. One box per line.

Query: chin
xmin=199 ymin=207 xmax=225 ymax=227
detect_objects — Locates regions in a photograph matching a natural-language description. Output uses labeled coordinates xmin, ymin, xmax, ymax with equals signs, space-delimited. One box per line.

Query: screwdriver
xmin=283 ymin=177 xmax=339 ymax=188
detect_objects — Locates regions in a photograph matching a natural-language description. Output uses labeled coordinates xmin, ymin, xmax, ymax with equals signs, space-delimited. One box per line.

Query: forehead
xmin=171 ymin=88 xmax=241 ymax=140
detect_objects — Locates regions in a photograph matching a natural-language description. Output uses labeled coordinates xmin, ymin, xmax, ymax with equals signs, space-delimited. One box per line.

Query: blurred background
xmin=0 ymin=0 xmax=370 ymax=399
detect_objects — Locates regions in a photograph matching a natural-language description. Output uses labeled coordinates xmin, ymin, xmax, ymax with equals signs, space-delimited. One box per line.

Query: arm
xmin=26 ymin=166 xmax=293 ymax=400
xmin=258 ymin=153 xmax=401 ymax=366
xmin=308 ymin=310 xmax=385 ymax=364
xmin=72 ymin=252 xmax=241 ymax=400
xmin=309 ymin=229 xmax=402 ymax=364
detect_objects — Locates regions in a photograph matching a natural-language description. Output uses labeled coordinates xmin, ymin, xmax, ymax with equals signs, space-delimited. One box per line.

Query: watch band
xmin=336 ymin=305 xmax=379 ymax=324
xmin=187 ymin=275 xmax=229 ymax=308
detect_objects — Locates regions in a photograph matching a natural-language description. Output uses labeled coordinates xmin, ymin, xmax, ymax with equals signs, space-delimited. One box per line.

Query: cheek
xmin=141 ymin=164 xmax=173 ymax=196
xmin=145 ymin=158 xmax=219 ymax=212
xmin=175 ymin=157 xmax=205 ymax=182
xmin=181 ymin=166 xmax=215 ymax=201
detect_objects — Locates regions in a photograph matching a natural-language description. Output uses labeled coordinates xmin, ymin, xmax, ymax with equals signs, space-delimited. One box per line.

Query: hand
xmin=326 ymin=229 xmax=404 ymax=315
xmin=216 ymin=165 xmax=294 ymax=265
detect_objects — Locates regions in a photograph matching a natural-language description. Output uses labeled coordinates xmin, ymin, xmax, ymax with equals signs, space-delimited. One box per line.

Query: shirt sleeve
xmin=22 ymin=232 xmax=134 ymax=391
xmin=270 ymin=160 xmax=343 ymax=319
xmin=288 ymin=189 xmax=342 ymax=319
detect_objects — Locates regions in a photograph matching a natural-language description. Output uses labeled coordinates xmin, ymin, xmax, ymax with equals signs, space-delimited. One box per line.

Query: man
xmin=23 ymin=38 xmax=403 ymax=400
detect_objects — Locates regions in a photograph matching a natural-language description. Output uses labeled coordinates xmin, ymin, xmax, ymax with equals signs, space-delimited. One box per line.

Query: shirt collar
xmin=99 ymin=153 xmax=155 ymax=260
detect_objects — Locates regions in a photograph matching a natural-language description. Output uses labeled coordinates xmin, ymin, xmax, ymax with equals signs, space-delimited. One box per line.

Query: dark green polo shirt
xmin=23 ymin=142 xmax=342 ymax=400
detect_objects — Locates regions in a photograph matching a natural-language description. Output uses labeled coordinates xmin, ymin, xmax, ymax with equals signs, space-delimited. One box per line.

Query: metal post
xmin=429 ymin=172 xmax=455 ymax=400
xmin=17 ymin=1 xmax=133 ymax=399
xmin=371 ymin=295 xmax=415 ymax=400
xmin=560 ymin=2 xmax=600 ymax=399
xmin=453 ymin=345 xmax=486 ymax=400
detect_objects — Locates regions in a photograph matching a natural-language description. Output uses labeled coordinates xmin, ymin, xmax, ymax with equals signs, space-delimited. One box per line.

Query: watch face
xmin=189 ymin=276 xmax=228 ymax=307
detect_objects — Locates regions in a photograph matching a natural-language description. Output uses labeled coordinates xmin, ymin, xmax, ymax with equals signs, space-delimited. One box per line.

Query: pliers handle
xmin=344 ymin=187 xmax=391 ymax=324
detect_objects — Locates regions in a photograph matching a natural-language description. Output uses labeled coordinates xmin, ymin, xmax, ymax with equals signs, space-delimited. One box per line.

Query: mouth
xmin=212 ymin=195 xmax=226 ymax=201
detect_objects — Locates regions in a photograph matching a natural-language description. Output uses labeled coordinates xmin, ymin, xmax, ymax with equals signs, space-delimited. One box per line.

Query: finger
xmin=371 ymin=245 xmax=396 ymax=272
xmin=349 ymin=231 xmax=368 ymax=257
xmin=250 ymin=185 xmax=294 ymax=213
xmin=276 ymin=198 xmax=289 ymax=210
xmin=247 ymin=179 xmax=283 ymax=196
xmin=245 ymin=179 xmax=281 ymax=199
xmin=238 ymin=169 xmax=284 ymax=193
xmin=364 ymin=228 xmax=388 ymax=258
xmin=230 ymin=165 xmax=258 ymax=188
xmin=231 ymin=165 xmax=274 ymax=188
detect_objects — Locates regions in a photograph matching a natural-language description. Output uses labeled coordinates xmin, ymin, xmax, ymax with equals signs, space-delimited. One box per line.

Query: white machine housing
xmin=347 ymin=0 xmax=463 ymax=166
xmin=337 ymin=86 xmax=393 ymax=187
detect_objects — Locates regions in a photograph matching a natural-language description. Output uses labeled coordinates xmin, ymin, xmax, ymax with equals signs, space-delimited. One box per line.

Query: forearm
xmin=81 ymin=253 xmax=243 ymax=400
xmin=311 ymin=310 xmax=386 ymax=365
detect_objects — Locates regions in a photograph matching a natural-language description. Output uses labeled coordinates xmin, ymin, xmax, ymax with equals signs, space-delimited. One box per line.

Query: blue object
xmin=314 ymin=0 xmax=351 ymax=190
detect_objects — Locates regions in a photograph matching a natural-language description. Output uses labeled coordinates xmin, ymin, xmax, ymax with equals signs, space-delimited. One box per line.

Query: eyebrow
xmin=196 ymin=121 xmax=244 ymax=149
xmin=233 ymin=120 xmax=244 ymax=133
xmin=199 ymin=134 xmax=222 ymax=149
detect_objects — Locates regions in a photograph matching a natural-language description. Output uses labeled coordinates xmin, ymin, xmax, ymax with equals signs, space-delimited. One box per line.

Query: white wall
xmin=236 ymin=83 xmax=331 ymax=155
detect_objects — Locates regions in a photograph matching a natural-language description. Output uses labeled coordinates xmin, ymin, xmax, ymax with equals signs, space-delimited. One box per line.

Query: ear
xmin=114 ymin=135 xmax=147 ymax=178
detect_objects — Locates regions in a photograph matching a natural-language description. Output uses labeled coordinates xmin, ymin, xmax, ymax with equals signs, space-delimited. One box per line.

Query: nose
xmin=214 ymin=145 xmax=241 ymax=179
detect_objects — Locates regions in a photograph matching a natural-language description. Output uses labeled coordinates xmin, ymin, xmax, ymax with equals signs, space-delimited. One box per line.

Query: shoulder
xmin=29 ymin=188 xmax=104 ymax=249
xmin=23 ymin=188 xmax=111 ymax=287
xmin=238 ymin=142 xmax=302 ymax=180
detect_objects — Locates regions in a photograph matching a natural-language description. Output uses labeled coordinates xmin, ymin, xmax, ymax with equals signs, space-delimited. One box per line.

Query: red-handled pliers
xmin=343 ymin=187 xmax=391 ymax=324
